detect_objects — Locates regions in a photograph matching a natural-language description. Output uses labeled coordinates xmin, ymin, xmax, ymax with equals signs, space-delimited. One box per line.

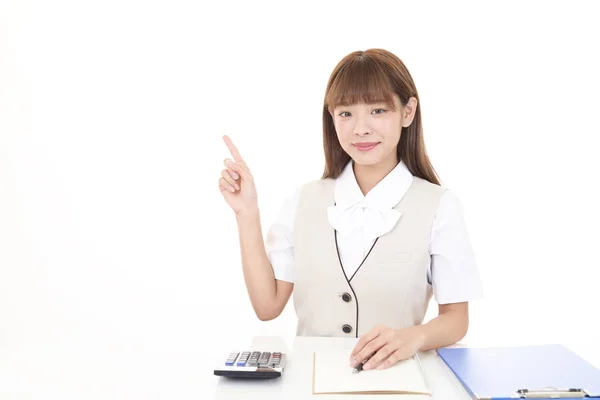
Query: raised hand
xmin=218 ymin=135 xmax=259 ymax=216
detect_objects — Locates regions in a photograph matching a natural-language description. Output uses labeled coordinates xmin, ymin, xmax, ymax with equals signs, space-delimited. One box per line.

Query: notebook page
xmin=313 ymin=348 xmax=431 ymax=395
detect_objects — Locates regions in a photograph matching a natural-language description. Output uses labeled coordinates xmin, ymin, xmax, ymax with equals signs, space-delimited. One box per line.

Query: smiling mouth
xmin=353 ymin=142 xmax=379 ymax=151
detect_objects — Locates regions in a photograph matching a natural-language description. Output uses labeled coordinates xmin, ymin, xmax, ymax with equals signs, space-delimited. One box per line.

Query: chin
xmin=350 ymin=148 xmax=396 ymax=168
xmin=351 ymin=155 xmax=382 ymax=166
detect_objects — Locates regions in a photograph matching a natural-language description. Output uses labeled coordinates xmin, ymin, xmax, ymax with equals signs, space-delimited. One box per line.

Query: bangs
xmin=325 ymin=56 xmax=398 ymax=111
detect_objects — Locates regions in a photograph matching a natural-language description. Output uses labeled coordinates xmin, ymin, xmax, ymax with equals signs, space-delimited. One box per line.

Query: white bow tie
xmin=327 ymin=200 xmax=402 ymax=243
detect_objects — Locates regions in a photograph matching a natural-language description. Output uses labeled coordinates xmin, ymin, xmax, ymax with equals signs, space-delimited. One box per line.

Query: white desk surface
xmin=213 ymin=336 xmax=471 ymax=400
xmin=0 ymin=334 xmax=595 ymax=399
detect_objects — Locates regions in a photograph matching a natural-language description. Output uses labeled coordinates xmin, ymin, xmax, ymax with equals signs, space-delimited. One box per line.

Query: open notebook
xmin=312 ymin=348 xmax=432 ymax=395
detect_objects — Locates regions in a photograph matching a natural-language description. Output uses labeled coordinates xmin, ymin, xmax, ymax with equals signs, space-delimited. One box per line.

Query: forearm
xmin=235 ymin=209 xmax=279 ymax=320
xmin=411 ymin=306 xmax=469 ymax=351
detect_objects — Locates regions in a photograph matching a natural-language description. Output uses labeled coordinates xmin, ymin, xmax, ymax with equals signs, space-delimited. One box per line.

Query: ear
xmin=328 ymin=106 xmax=334 ymax=118
xmin=401 ymin=97 xmax=418 ymax=128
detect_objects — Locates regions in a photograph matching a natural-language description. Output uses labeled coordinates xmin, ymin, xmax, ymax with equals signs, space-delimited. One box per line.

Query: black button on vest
xmin=342 ymin=324 xmax=352 ymax=334
xmin=341 ymin=292 xmax=352 ymax=302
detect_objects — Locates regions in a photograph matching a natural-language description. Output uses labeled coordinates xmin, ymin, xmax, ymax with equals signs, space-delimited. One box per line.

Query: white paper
xmin=313 ymin=348 xmax=431 ymax=395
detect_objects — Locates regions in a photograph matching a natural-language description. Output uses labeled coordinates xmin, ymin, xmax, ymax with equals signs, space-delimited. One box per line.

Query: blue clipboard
xmin=437 ymin=344 xmax=600 ymax=399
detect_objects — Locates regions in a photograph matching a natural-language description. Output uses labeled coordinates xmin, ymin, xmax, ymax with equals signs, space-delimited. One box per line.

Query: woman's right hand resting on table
xmin=218 ymin=135 xmax=293 ymax=321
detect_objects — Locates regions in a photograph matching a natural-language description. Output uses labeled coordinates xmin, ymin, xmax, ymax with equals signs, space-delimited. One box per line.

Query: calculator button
xmin=246 ymin=351 xmax=261 ymax=366
xmin=237 ymin=352 xmax=250 ymax=366
xmin=225 ymin=352 xmax=239 ymax=366
xmin=258 ymin=352 xmax=271 ymax=366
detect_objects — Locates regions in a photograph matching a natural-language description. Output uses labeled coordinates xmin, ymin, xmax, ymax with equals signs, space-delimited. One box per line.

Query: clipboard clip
xmin=515 ymin=387 xmax=590 ymax=398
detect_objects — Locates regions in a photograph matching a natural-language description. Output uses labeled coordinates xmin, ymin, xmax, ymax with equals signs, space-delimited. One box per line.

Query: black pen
xmin=352 ymin=356 xmax=371 ymax=374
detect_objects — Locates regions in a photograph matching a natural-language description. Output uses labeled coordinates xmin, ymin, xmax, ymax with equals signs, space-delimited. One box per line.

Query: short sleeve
xmin=429 ymin=190 xmax=483 ymax=304
xmin=264 ymin=186 xmax=302 ymax=283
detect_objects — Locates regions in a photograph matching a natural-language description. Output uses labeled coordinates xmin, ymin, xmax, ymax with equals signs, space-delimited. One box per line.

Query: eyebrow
xmin=336 ymin=101 xmax=390 ymax=107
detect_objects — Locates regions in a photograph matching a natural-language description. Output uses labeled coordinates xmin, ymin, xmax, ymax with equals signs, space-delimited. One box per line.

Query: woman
xmin=217 ymin=48 xmax=483 ymax=371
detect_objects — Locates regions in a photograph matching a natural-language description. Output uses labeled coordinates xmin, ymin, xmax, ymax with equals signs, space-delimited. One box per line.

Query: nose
xmin=353 ymin=114 xmax=371 ymax=137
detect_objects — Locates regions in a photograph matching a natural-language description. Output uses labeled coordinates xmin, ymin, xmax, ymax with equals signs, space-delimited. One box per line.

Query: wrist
xmin=235 ymin=207 xmax=260 ymax=222
xmin=406 ymin=325 xmax=428 ymax=350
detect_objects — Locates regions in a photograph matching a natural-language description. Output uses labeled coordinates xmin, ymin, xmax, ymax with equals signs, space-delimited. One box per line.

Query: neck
xmin=353 ymin=154 xmax=399 ymax=196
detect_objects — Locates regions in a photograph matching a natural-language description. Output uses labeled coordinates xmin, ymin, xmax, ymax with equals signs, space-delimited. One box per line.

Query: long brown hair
xmin=321 ymin=49 xmax=441 ymax=186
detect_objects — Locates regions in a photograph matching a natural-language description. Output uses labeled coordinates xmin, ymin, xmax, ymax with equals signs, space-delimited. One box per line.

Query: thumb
xmin=225 ymin=159 xmax=252 ymax=182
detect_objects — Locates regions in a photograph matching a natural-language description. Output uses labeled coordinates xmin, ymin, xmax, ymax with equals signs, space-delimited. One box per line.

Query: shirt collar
xmin=334 ymin=159 xmax=414 ymax=210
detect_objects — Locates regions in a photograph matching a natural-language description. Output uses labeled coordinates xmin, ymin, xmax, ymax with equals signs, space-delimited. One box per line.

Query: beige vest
xmin=292 ymin=176 xmax=446 ymax=337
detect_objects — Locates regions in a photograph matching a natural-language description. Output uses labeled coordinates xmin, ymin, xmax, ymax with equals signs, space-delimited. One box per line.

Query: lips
xmin=353 ymin=142 xmax=379 ymax=151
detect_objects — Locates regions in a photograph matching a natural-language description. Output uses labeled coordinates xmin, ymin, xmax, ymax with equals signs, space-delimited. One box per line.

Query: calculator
xmin=213 ymin=351 xmax=287 ymax=379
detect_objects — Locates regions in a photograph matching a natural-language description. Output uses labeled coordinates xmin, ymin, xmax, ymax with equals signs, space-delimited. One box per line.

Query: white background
xmin=1 ymin=0 xmax=599 ymax=399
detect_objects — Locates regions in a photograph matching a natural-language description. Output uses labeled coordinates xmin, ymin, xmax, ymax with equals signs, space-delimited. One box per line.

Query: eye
xmin=372 ymin=108 xmax=387 ymax=115
xmin=338 ymin=111 xmax=351 ymax=117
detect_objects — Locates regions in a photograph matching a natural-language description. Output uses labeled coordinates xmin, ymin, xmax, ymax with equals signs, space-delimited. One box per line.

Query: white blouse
xmin=265 ymin=160 xmax=483 ymax=305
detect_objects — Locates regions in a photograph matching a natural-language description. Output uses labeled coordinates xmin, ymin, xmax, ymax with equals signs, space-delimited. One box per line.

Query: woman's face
xmin=330 ymin=93 xmax=416 ymax=168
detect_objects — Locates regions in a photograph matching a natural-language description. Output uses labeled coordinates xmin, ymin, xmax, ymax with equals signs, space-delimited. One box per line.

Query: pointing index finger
xmin=223 ymin=135 xmax=246 ymax=165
